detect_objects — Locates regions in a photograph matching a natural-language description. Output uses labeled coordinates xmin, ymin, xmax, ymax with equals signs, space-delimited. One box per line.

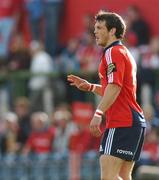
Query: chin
xmin=97 ymin=42 xmax=105 ymax=47
xmin=96 ymin=41 xmax=102 ymax=46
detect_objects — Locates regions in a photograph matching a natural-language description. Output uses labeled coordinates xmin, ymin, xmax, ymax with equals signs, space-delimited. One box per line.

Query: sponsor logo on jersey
xmin=117 ymin=149 xmax=133 ymax=156
xmin=107 ymin=63 xmax=116 ymax=75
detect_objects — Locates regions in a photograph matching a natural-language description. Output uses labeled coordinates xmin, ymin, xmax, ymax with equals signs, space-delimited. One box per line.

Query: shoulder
xmin=104 ymin=45 xmax=126 ymax=57
xmin=111 ymin=45 xmax=127 ymax=56
xmin=104 ymin=45 xmax=126 ymax=64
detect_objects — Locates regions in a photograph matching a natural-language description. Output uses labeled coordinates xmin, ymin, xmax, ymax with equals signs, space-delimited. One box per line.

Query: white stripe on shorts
xmin=104 ymin=128 xmax=115 ymax=154
xmin=132 ymin=128 xmax=143 ymax=160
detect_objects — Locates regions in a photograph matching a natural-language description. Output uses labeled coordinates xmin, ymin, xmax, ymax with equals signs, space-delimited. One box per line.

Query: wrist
xmin=88 ymin=83 xmax=96 ymax=92
xmin=94 ymin=109 xmax=103 ymax=118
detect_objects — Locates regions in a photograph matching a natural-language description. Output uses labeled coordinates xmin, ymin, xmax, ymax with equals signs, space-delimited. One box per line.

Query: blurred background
xmin=0 ymin=0 xmax=159 ymax=179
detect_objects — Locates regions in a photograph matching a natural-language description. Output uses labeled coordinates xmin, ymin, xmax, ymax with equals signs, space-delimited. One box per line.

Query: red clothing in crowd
xmin=0 ymin=0 xmax=22 ymax=18
xmin=69 ymin=128 xmax=93 ymax=153
xmin=25 ymin=127 xmax=55 ymax=154
xmin=143 ymin=142 xmax=159 ymax=161
xmin=77 ymin=45 xmax=101 ymax=71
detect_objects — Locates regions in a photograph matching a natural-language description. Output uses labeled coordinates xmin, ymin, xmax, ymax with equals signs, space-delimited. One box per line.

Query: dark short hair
xmin=95 ymin=10 xmax=126 ymax=39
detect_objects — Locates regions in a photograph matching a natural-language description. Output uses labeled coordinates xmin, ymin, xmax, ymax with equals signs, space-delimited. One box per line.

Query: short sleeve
xmin=105 ymin=47 xmax=125 ymax=87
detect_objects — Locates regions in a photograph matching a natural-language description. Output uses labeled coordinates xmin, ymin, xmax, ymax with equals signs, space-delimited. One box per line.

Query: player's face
xmin=94 ymin=20 xmax=110 ymax=47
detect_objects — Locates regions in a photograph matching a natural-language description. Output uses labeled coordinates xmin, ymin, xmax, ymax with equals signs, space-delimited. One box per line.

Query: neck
xmin=104 ymin=37 xmax=120 ymax=48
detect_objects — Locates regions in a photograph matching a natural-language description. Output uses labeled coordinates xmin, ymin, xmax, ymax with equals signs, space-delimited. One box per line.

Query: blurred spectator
xmin=125 ymin=31 xmax=141 ymax=65
xmin=69 ymin=124 xmax=99 ymax=180
xmin=23 ymin=112 xmax=55 ymax=157
xmin=28 ymin=41 xmax=54 ymax=113
xmin=0 ymin=70 xmax=10 ymax=115
xmin=0 ymin=112 xmax=19 ymax=162
xmin=139 ymin=127 xmax=159 ymax=166
xmin=54 ymin=38 xmax=80 ymax=104
xmin=135 ymin=104 xmax=159 ymax=174
xmin=7 ymin=34 xmax=31 ymax=71
xmin=140 ymin=37 xmax=159 ymax=69
xmin=77 ymin=32 xmax=101 ymax=72
xmin=14 ymin=97 xmax=31 ymax=150
xmin=69 ymin=124 xmax=96 ymax=154
xmin=52 ymin=103 xmax=77 ymax=156
xmin=126 ymin=5 xmax=150 ymax=46
xmin=25 ymin=0 xmax=43 ymax=42
xmin=68 ymin=101 xmax=101 ymax=179
xmin=0 ymin=0 xmax=22 ymax=60
xmin=80 ymin=14 xmax=95 ymax=45
xmin=43 ymin=0 xmax=64 ymax=57
xmin=142 ymin=103 xmax=159 ymax=131
xmin=25 ymin=0 xmax=64 ymax=57
xmin=68 ymin=125 xmax=91 ymax=180
xmin=56 ymin=38 xmax=80 ymax=73
xmin=22 ymin=112 xmax=55 ymax=179
xmin=154 ymin=91 xmax=159 ymax=119
xmin=139 ymin=37 xmax=159 ymax=106
xmin=0 ymin=1 xmax=26 ymax=113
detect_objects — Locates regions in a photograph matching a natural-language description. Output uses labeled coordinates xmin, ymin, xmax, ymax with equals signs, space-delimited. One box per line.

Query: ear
xmin=110 ymin=28 xmax=116 ymax=36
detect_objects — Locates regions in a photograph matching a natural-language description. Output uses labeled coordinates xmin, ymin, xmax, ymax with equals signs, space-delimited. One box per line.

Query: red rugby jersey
xmin=99 ymin=41 xmax=145 ymax=128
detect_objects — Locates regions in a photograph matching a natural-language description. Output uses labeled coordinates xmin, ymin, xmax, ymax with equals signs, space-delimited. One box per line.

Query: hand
xmin=89 ymin=115 xmax=102 ymax=137
xmin=67 ymin=74 xmax=91 ymax=91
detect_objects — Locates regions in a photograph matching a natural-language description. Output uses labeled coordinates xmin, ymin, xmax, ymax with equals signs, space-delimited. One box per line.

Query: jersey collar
xmin=103 ymin=40 xmax=122 ymax=52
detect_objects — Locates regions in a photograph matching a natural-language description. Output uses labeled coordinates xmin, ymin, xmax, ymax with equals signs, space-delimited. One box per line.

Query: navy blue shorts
xmin=99 ymin=126 xmax=146 ymax=161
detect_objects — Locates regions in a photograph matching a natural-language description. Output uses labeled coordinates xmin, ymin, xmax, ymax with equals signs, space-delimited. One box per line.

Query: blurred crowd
xmin=0 ymin=99 xmax=100 ymax=179
xmin=0 ymin=0 xmax=159 ymax=179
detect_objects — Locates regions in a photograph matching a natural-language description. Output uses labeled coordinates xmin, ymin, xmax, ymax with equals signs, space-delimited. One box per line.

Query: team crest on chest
xmin=107 ymin=63 xmax=116 ymax=75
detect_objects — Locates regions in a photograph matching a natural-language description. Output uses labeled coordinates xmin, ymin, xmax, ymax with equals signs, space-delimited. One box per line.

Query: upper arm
xmin=105 ymin=47 xmax=125 ymax=87
xmin=103 ymin=83 xmax=121 ymax=97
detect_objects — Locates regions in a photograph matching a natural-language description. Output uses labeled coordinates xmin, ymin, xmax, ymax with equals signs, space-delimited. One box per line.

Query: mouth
xmin=95 ymin=37 xmax=99 ymax=41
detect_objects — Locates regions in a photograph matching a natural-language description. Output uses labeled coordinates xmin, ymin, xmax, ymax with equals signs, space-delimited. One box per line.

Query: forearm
xmin=91 ymin=84 xmax=103 ymax=96
xmin=96 ymin=84 xmax=121 ymax=113
xmin=67 ymin=74 xmax=103 ymax=96
xmin=89 ymin=84 xmax=120 ymax=137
